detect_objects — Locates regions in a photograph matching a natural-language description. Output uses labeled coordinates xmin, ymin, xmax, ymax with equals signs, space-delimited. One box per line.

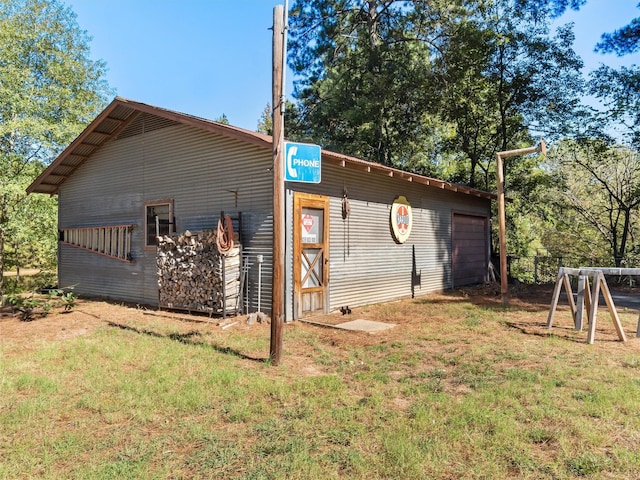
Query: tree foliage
xmin=256 ymin=103 xmax=273 ymax=135
xmin=287 ymin=0 xmax=584 ymax=190
xmin=0 ymin=0 xmax=111 ymax=294
xmin=285 ymin=0 xmax=640 ymax=269
xmin=515 ymin=0 xmax=585 ymax=18
xmin=548 ymin=139 xmax=640 ymax=266
xmin=435 ymin=0 xmax=584 ymax=189
xmin=596 ymin=12 xmax=640 ymax=56
xmin=213 ymin=113 xmax=230 ymax=125
xmin=288 ymin=0 xmax=443 ymax=168
xmin=589 ymin=65 xmax=640 ymax=147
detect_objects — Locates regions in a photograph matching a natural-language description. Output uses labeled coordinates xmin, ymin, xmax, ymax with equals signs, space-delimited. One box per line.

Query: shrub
xmin=8 ymin=289 xmax=77 ymax=321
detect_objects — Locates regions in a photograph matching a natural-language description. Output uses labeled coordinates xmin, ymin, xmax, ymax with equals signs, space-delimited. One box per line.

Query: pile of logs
xmin=156 ymin=229 xmax=241 ymax=315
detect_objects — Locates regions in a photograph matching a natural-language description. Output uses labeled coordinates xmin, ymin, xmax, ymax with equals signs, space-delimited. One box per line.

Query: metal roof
xmin=27 ymin=96 xmax=495 ymax=200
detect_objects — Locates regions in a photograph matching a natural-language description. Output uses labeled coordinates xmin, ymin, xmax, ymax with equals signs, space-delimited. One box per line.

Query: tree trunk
xmin=15 ymin=239 xmax=20 ymax=281
xmin=0 ymin=228 xmax=5 ymax=299
xmin=615 ymin=208 xmax=632 ymax=267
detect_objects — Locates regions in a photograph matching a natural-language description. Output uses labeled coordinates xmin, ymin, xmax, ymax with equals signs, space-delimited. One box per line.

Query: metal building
xmin=28 ymin=97 xmax=493 ymax=320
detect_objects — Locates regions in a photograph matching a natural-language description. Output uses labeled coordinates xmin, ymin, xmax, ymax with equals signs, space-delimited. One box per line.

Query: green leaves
xmin=595 ymin=15 xmax=640 ymax=56
xmin=286 ymin=1 xmax=585 ymax=189
xmin=546 ymin=139 xmax=640 ymax=264
xmin=288 ymin=1 xmax=440 ymax=167
xmin=0 ymin=0 xmax=112 ymax=293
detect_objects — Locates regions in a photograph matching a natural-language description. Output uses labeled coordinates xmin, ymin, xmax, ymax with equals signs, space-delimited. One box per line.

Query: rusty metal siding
xmin=289 ymin=163 xmax=490 ymax=311
xmin=58 ymin=119 xmax=273 ymax=306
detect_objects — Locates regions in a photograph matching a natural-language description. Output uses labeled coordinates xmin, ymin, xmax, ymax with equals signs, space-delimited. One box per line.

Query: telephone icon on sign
xmin=287 ymin=146 xmax=298 ymax=178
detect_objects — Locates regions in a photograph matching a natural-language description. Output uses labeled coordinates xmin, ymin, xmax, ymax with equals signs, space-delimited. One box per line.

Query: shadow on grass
xmin=107 ymin=321 xmax=268 ymax=363
xmin=413 ymin=291 xmax=555 ymax=313
xmin=504 ymin=321 xmax=585 ymax=343
xmin=74 ymin=309 xmax=101 ymax=319
xmin=414 ymin=284 xmax=553 ymax=313
xmin=504 ymin=320 xmax=626 ymax=344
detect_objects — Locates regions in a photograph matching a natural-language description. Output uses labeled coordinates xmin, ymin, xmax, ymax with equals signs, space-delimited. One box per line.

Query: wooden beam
xmin=586 ymin=273 xmax=601 ymax=344
xmin=547 ymin=271 xmax=564 ymax=328
xmin=497 ymin=152 xmax=508 ymax=305
xmin=563 ymin=273 xmax=577 ymax=319
xmin=599 ymin=275 xmax=627 ymax=342
xmin=562 ymin=267 xmax=640 ymax=276
xmin=270 ymin=4 xmax=285 ymax=366
xmin=496 ymin=142 xmax=545 ymax=305
xmin=575 ymin=275 xmax=587 ymax=331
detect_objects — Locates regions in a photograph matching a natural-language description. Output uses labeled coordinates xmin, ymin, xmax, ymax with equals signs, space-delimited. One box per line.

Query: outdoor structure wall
xmin=58 ymin=117 xmax=274 ymax=307
xmin=291 ymin=162 xmax=491 ymax=311
xmin=55 ymin=110 xmax=490 ymax=316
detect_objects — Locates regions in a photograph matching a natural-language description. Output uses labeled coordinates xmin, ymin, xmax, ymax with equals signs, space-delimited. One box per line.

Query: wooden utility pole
xmin=496 ymin=141 xmax=546 ymax=305
xmin=270 ymin=4 xmax=285 ymax=365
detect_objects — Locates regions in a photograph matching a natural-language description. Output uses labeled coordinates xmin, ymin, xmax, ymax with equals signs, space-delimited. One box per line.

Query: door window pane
xmin=301 ymin=207 xmax=323 ymax=244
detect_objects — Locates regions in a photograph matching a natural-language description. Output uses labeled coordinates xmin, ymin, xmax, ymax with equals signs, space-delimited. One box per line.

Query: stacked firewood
xmin=156 ymin=229 xmax=240 ymax=315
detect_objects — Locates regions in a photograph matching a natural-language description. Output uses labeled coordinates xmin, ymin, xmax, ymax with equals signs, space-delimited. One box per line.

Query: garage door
xmin=452 ymin=214 xmax=488 ymax=287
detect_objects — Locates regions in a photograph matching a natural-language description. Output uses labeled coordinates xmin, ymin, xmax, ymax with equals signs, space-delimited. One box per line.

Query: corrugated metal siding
xmin=58 ymin=112 xmax=489 ymax=315
xmin=58 ymin=243 xmax=145 ymax=304
xmin=58 ymin=117 xmax=273 ymax=306
xmin=290 ymin=163 xmax=490 ymax=311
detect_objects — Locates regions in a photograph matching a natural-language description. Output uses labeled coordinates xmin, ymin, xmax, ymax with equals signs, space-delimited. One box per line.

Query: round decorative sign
xmin=390 ymin=195 xmax=412 ymax=244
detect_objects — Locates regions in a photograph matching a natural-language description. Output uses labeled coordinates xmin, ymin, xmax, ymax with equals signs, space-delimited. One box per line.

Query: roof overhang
xmin=28 ymin=97 xmax=495 ymax=201
xmin=321 ymin=150 xmax=496 ymax=201
xmin=27 ymin=97 xmax=272 ymax=195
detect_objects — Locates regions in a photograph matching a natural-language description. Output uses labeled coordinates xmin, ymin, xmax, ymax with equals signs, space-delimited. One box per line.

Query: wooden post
xmin=599 ymin=274 xmax=627 ymax=342
xmin=575 ymin=275 xmax=586 ymax=331
xmin=586 ymin=272 xmax=601 ymax=345
xmin=496 ymin=152 xmax=508 ymax=305
xmin=496 ymin=141 xmax=545 ymax=305
xmin=270 ymin=4 xmax=285 ymax=365
xmin=547 ymin=267 xmax=564 ymax=328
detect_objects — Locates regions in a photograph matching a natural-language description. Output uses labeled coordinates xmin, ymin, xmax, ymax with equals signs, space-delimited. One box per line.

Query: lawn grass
xmin=2 ymin=287 xmax=640 ymax=479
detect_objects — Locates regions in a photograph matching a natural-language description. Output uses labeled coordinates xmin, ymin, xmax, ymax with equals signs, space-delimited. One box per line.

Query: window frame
xmin=144 ymin=199 xmax=174 ymax=250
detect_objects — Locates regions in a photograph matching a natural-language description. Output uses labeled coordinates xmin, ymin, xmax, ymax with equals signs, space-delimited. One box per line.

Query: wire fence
xmin=507 ymin=256 xmax=640 ymax=285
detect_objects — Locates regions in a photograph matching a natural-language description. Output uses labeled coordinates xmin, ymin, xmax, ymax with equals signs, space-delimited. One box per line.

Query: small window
xmin=145 ymin=200 xmax=173 ymax=248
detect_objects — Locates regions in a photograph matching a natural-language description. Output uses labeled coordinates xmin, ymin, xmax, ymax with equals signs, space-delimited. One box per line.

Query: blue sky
xmin=66 ymin=0 xmax=640 ymax=131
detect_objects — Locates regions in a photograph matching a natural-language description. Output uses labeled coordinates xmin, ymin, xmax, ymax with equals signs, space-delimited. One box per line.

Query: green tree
xmin=256 ymin=103 xmax=273 ymax=135
xmin=589 ymin=65 xmax=640 ymax=147
xmin=4 ymin=160 xmax=57 ymax=274
xmin=435 ymin=0 xmax=584 ymax=189
xmin=287 ymin=0 xmax=442 ymax=169
xmin=596 ymin=7 xmax=640 ymax=56
xmin=0 ymin=0 xmax=111 ymax=295
xmin=213 ymin=113 xmax=230 ymax=125
xmin=549 ymin=139 xmax=640 ymax=266
xmin=287 ymin=0 xmax=584 ymax=189
xmin=516 ymin=0 xmax=585 ymax=18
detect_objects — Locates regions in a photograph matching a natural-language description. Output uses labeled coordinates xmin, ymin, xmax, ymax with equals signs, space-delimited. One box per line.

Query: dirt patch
xmin=1 ymin=300 xmax=105 ymax=355
xmin=2 ymin=284 xmax=639 ymax=361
